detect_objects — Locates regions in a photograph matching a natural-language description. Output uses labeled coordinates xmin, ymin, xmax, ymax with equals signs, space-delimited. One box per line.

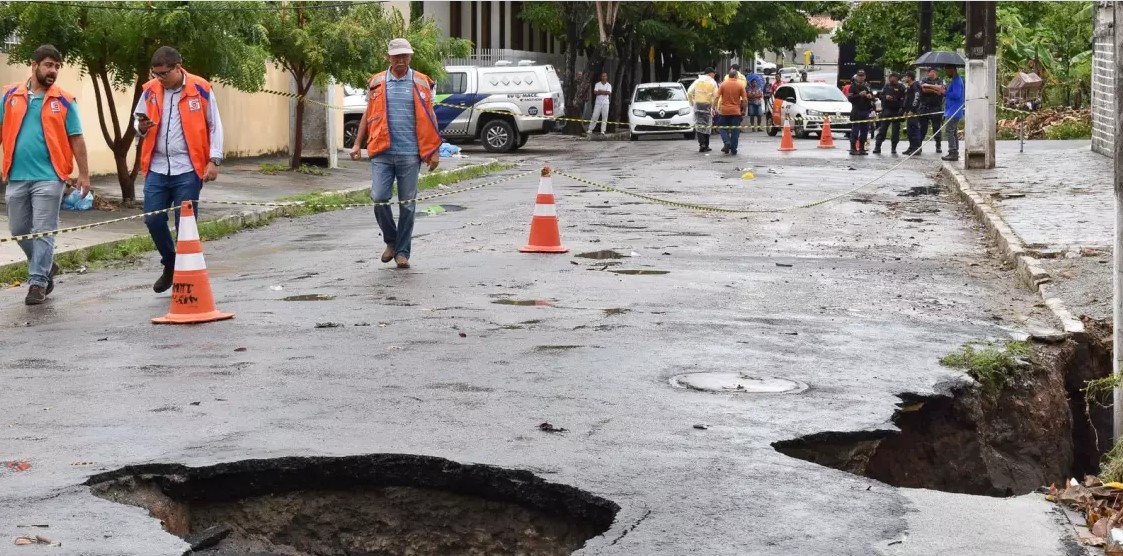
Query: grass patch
xmin=1103 ymin=439 xmax=1123 ymax=483
xmin=260 ymin=162 xmax=331 ymax=176
xmin=1044 ymin=119 xmax=1092 ymax=140
xmin=939 ymin=340 xmax=1033 ymax=398
xmin=2 ymin=160 xmax=514 ymax=287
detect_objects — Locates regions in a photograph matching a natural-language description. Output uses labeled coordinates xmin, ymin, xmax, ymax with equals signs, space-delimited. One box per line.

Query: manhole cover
xmin=670 ymin=372 xmax=808 ymax=394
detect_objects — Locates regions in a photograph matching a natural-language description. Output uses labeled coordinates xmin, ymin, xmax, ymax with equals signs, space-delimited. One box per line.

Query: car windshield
xmin=635 ymin=87 xmax=685 ymax=102
xmin=799 ymin=86 xmax=848 ymax=102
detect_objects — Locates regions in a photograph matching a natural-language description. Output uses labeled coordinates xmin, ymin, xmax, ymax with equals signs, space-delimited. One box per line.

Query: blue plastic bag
xmin=439 ymin=142 xmax=461 ymax=158
xmin=61 ymin=188 xmax=93 ymax=211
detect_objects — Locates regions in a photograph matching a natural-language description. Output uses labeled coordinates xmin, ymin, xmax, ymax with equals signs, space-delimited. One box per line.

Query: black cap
xmin=730 ymin=63 xmax=740 ymax=70
xmin=704 ymin=67 xmax=715 ymax=74
xmin=856 ymin=69 xmax=866 ymax=76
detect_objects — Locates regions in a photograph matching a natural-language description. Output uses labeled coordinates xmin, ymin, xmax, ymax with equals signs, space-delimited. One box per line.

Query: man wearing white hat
xmin=351 ymin=38 xmax=442 ymax=269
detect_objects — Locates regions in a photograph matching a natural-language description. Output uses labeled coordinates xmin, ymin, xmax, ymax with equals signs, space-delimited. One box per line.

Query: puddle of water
xmin=493 ymin=299 xmax=553 ymax=307
xmin=610 ymin=269 xmax=669 ymax=275
xmin=576 ymin=250 xmax=627 ymax=260
xmin=283 ymin=294 xmax=336 ymax=301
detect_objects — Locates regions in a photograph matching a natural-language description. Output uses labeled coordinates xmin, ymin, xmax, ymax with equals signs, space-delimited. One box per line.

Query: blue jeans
xmin=716 ymin=114 xmax=742 ymax=152
xmin=5 ymin=180 xmax=65 ymax=287
xmin=144 ymin=171 xmax=203 ymax=269
xmin=371 ymin=153 xmax=421 ymax=259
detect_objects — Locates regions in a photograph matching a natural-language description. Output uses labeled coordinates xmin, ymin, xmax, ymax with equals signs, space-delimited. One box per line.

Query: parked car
xmin=342 ymin=85 xmax=367 ymax=148
xmin=342 ymin=64 xmax=565 ymax=153
xmin=765 ymin=82 xmax=853 ymax=139
xmin=627 ymin=82 xmax=694 ymax=141
xmin=755 ymin=58 xmax=777 ymax=75
xmin=677 ymin=75 xmax=701 ymax=90
xmin=777 ymin=67 xmax=802 ymax=83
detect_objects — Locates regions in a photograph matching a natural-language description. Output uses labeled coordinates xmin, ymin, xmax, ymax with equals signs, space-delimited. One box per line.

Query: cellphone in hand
xmin=135 ymin=112 xmax=150 ymax=121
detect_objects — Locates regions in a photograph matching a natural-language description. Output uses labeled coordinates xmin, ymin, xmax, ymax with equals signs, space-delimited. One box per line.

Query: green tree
xmin=832 ymin=1 xmax=965 ymax=70
xmin=261 ymin=2 xmax=469 ymax=169
xmin=0 ymin=1 xmax=267 ymax=201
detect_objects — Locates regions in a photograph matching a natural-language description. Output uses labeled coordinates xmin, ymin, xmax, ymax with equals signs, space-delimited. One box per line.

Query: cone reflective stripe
xmin=778 ymin=120 xmax=796 ymax=152
xmin=152 ymin=202 xmax=234 ymax=325
xmin=818 ymin=117 xmax=836 ymax=149
xmin=520 ymin=166 xmax=568 ymax=253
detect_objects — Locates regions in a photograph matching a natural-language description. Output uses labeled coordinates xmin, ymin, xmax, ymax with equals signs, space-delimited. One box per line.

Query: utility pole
xmin=918 ymin=1 xmax=933 ymax=55
xmin=964 ymin=1 xmax=996 ymax=169
xmin=1113 ymin=1 xmax=1123 ymax=442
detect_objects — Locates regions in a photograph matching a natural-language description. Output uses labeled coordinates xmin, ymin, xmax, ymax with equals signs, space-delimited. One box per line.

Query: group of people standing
xmin=844 ymin=65 xmax=964 ymax=160
xmin=685 ymin=65 xmax=767 ymax=155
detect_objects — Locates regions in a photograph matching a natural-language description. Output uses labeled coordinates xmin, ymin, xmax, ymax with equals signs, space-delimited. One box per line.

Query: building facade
xmin=417 ymin=1 xmax=563 ymax=63
xmin=1091 ymin=1 xmax=1113 ymax=157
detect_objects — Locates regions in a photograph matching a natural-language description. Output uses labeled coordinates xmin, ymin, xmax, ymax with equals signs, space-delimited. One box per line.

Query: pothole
xmin=86 ymin=454 xmax=619 ymax=556
xmin=282 ymin=294 xmax=335 ymax=302
xmin=670 ymin=372 xmax=808 ymax=394
xmin=493 ymin=299 xmax=553 ymax=306
xmin=610 ymin=269 xmax=669 ymax=276
xmin=575 ymin=250 xmax=627 ymax=260
xmin=418 ymin=204 xmax=467 ymax=216
xmin=772 ymin=322 xmax=1113 ymax=497
xmin=898 ymin=185 xmax=941 ymax=197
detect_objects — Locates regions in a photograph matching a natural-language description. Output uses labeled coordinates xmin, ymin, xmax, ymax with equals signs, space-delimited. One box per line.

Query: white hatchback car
xmin=627 ymin=83 xmax=694 ymax=141
xmin=766 ymin=82 xmax=854 ymax=139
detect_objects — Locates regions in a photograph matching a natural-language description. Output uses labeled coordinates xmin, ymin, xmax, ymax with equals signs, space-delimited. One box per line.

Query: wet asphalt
xmin=0 ymin=132 xmax=1075 ymax=555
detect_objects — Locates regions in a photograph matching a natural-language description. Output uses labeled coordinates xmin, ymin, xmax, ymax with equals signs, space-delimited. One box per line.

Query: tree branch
xmin=88 ymin=66 xmax=115 ymax=149
xmin=99 ymin=69 xmax=122 ymax=143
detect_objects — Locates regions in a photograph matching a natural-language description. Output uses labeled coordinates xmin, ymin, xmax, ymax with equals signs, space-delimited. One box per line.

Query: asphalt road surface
xmin=1 ymin=133 xmax=1076 ymax=555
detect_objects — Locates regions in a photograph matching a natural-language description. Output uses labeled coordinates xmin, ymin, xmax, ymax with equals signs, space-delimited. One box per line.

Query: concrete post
xmin=325 ymin=78 xmax=338 ymax=169
xmin=965 ymin=1 xmax=996 ymax=169
xmin=1112 ymin=1 xmax=1123 ymax=443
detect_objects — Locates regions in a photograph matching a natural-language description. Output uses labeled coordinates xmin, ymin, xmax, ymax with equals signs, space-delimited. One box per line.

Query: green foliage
xmin=833 ymin=1 xmax=964 ymax=70
xmin=259 ymin=162 xmax=290 ymax=175
xmin=1044 ymin=119 xmax=1092 ymax=140
xmin=939 ymin=341 xmax=1033 ymax=399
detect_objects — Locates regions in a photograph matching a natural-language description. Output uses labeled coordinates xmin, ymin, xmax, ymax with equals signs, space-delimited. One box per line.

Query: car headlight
xmin=805 ymin=109 xmax=822 ymax=117
xmin=632 ymin=109 xmax=645 ymax=117
xmin=677 ymin=107 xmax=692 ymax=116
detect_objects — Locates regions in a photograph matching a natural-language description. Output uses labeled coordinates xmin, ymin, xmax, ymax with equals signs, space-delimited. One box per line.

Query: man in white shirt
xmin=587 ymin=72 xmax=611 ymax=135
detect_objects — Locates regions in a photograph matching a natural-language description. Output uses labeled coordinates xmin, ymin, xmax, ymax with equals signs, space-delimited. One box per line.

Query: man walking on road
xmin=350 ymin=38 xmax=441 ymax=270
xmin=588 ymin=72 xmax=612 ymax=136
xmin=1 ymin=44 xmax=91 ymax=305
xmin=135 ymin=46 xmax=224 ymax=294
xmin=714 ymin=69 xmax=747 ymax=156
xmin=901 ymin=71 xmax=922 ymax=155
xmin=847 ymin=70 xmax=874 ymax=155
xmin=941 ymin=65 xmax=965 ymax=162
xmin=686 ymin=68 xmax=718 ymax=152
xmin=873 ymin=72 xmax=906 ymax=155
xmin=917 ymin=67 xmax=945 ymax=155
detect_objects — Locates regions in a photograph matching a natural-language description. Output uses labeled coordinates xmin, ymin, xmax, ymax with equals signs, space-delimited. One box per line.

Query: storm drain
xmin=670 ymin=372 xmax=808 ymax=394
xmin=86 ymin=454 xmax=619 ymax=556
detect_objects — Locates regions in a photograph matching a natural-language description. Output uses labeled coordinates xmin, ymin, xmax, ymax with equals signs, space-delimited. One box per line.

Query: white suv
xmin=627 ymin=83 xmax=694 ymax=141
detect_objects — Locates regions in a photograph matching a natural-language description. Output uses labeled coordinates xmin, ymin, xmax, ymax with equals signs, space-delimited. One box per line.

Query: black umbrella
xmin=913 ymin=51 xmax=967 ymax=67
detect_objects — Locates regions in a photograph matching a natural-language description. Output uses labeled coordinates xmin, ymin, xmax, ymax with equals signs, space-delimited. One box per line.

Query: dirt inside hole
xmin=772 ymin=318 xmax=1113 ymax=497
xmin=86 ymin=454 xmax=619 ymax=556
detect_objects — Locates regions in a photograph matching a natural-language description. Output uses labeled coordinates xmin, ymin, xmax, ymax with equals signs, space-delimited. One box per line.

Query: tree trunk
xmin=289 ymin=73 xmax=314 ymax=170
xmin=89 ymin=66 xmax=143 ymax=202
xmin=562 ymin=2 xmax=582 ymax=134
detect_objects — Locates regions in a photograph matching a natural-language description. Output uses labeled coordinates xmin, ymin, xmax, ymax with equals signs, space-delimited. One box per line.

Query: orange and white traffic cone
xmin=519 ymin=165 xmax=568 ymax=253
xmin=152 ymin=201 xmax=234 ymax=325
xmin=778 ymin=120 xmax=796 ymax=152
xmin=818 ymin=117 xmax=836 ymax=149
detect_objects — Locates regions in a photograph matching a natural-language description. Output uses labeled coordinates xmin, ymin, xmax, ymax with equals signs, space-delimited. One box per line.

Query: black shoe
xmin=25 ymin=284 xmax=46 ymax=305
xmin=871 ymin=148 xmax=882 ymax=154
xmin=730 ymin=150 xmax=738 ymax=155
xmin=941 ymin=153 xmax=959 ymax=161
xmin=901 ymin=148 xmax=914 ymax=156
xmin=849 ymin=149 xmax=860 ymax=156
xmin=153 ymin=266 xmax=175 ymax=293
xmin=699 ymin=146 xmax=706 ymax=152
xmin=45 ymin=263 xmax=59 ymax=296
xmin=702 ymin=147 xmax=712 ymax=152
xmin=858 ymin=150 xmax=869 ymax=155
xmin=721 ymin=144 xmax=730 ymax=154
xmin=936 ymin=146 xmax=942 ymax=153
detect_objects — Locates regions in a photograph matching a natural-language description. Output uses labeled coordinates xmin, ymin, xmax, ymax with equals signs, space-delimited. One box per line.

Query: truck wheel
xmin=482 ymin=119 xmax=518 ymax=153
xmin=517 ymin=134 xmax=530 ymax=148
xmin=767 ymin=123 xmax=780 ymax=137
xmin=343 ymin=120 xmax=359 ymax=148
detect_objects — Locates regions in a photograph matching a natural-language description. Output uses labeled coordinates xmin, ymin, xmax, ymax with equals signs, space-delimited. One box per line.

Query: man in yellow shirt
xmin=686 ymin=68 xmax=718 ymax=152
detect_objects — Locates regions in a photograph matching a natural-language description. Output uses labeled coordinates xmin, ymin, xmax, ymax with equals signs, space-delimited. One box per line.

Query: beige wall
xmin=0 ymin=53 xmax=294 ymax=176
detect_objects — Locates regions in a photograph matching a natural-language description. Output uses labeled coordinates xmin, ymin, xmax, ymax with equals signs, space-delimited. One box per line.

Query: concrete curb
xmin=0 ymin=159 xmax=500 ymax=280
xmin=940 ymin=163 xmax=1085 ymax=338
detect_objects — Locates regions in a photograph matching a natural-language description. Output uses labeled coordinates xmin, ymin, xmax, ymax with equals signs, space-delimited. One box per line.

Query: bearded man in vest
xmin=134 ymin=46 xmax=224 ymax=293
xmin=350 ymin=38 xmax=441 ymax=269
xmin=1 ymin=44 xmax=91 ymax=305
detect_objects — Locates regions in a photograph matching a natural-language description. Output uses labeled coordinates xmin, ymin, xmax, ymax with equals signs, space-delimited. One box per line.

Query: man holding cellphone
xmin=133 ymin=46 xmax=224 ymax=293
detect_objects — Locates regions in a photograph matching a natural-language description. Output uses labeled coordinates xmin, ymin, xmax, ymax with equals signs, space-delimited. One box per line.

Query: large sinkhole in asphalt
xmin=773 ymin=323 xmax=1115 ymax=498
xmin=86 ymin=454 xmax=619 ymax=556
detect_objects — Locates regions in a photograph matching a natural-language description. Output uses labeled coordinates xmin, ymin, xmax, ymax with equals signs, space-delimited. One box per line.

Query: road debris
xmin=14 ymin=535 xmax=58 ymax=546
xmin=538 ymin=422 xmax=567 ymax=433
xmin=314 ymin=322 xmax=343 ymax=328
xmin=693 ymin=424 xmax=709 ymax=430
xmin=1048 ymin=476 xmax=1123 ymax=547
xmin=3 ymin=461 xmax=31 ymax=472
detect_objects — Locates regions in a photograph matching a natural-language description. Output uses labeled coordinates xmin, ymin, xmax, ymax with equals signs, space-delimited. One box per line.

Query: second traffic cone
xmin=152 ymin=201 xmax=234 ymax=325
xmin=818 ymin=117 xmax=836 ymax=149
xmin=778 ymin=120 xmax=796 ymax=152
xmin=520 ymin=165 xmax=568 ymax=253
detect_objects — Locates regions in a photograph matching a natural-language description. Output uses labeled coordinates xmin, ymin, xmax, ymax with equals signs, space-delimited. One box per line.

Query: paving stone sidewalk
xmin=0 ymin=154 xmax=480 ymax=270
xmin=945 ymin=140 xmax=1113 ymax=321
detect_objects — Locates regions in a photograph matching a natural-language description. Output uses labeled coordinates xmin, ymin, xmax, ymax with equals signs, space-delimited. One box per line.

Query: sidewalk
xmin=0 ymin=154 xmax=479 ymax=270
xmin=941 ymin=139 xmax=1112 ymax=323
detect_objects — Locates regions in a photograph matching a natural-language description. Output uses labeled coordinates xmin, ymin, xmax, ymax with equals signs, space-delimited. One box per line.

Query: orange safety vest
xmin=364 ymin=69 xmax=442 ymax=160
xmin=1 ymin=80 xmax=76 ymax=181
xmin=139 ymin=71 xmax=213 ymax=178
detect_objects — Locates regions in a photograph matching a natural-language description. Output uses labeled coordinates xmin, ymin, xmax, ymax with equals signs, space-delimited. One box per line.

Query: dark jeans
xmin=144 ymin=171 xmax=203 ymax=269
xmin=905 ymin=117 xmax=922 ymax=151
xmin=918 ymin=112 xmax=943 ymax=150
xmin=875 ymin=115 xmax=902 ymax=149
xmin=850 ymin=122 xmax=870 ymax=150
xmin=716 ymin=114 xmax=743 ymax=152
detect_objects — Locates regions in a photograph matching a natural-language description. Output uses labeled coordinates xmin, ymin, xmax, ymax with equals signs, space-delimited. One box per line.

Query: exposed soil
xmin=773 ymin=319 xmax=1113 ymax=497
xmin=87 ymin=454 xmax=619 ymax=556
